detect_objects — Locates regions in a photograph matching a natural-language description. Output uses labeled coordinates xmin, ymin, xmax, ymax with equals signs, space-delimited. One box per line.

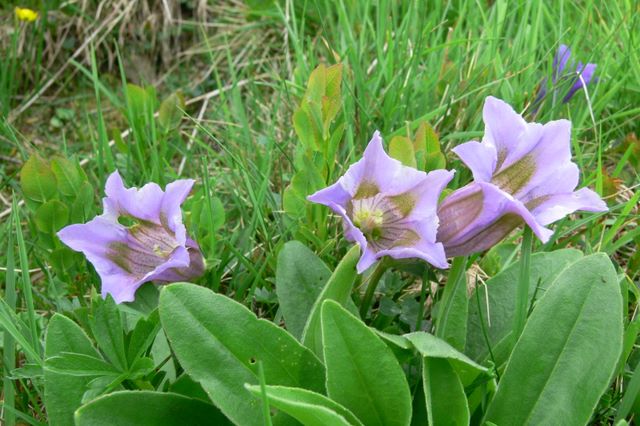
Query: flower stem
xmin=359 ymin=260 xmax=389 ymax=318
xmin=513 ymin=226 xmax=533 ymax=341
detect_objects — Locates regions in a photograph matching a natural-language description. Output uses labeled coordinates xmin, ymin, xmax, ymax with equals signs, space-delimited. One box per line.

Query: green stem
xmin=513 ymin=226 xmax=533 ymax=341
xmin=359 ymin=260 xmax=389 ymax=318
xmin=435 ymin=256 xmax=467 ymax=340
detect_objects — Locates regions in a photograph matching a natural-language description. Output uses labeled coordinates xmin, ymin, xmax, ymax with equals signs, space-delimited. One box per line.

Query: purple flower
xmin=437 ymin=96 xmax=607 ymax=257
xmin=58 ymin=171 xmax=205 ymax=303
xmin=308 ymin=131 xmax=454 ymax=273
xmin=536 ymin=44 xmax=597 ymax=106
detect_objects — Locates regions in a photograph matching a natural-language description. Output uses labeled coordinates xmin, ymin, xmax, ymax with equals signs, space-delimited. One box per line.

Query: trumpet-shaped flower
xmin=58 ymin=171 xmax=205 ymax=303
xmin=308 ymin=131 xmax=454 ymax=273
xmin=437 ymin=96 xmax=607 ymax=257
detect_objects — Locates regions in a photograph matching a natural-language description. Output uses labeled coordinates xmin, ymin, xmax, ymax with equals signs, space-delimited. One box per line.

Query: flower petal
xmin=564 ymin=62 xmax=597 ymax=102
xmin=482 ymin=96 xmax=528 ymax=165
xmin=452 ymin=141 xmax=496 ymax=182
xmin=160 ymin=179 xmax=194 ymax=244
xmin=530 ymin=187 xmax=608 ymax=226
xmin=104 ymin=171 xmax=164 ymax=223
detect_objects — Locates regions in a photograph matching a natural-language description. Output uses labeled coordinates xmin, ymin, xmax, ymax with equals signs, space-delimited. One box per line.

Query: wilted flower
xmin=15 ymin=7 xmax=38 ymax=22
xmin=437 ymin=96 xmax=607 ymax=257
xmin=536 ymin=44 xmax=597 ymax=106
xmin=58 ymin=171 xmax=205 ymax=303
xmin=308 ymin=131 xmax=454 ymax=273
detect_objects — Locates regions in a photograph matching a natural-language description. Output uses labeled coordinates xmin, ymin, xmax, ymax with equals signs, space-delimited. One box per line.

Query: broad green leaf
xmin=321 ymin=300 xmax=412 ymax=426
xmin=404 ymin=331 xmax=488 ymax=384
xmin=158 ymin=91 xmax=186 ymax=130
xmin=51 ymin=157 xmax=87 ymax=198
xmin=90 ymin=295 xmax=128 ymax=370
xmin=46 ymin=352 xmax=120 ymax=376
xmin=74 ymin=391 xmax=229 ymax=425
xmin=34 ymin=200 xmax=69 ymax=234
xmin=302 ymin=245 xmax=360 ymax=358
xmin=44 ymin=314 xmax=101 ymax=426
xmin=159 ymin=283 xmax=325 ymax=426
xmin=305 ymin=64 xmax=327 ymax=103
xmin=466 ymin=249 xmax=583 ymax=364
xmin=246 ymin=385 xmax=364 ymax=426
xmin=389 ymin=136 xmax=417 ymax=167
xmin=126 ymin=311 xmax=160 ymax=364
xmin=276 ymin=241 xmax=331 ymax=339
xmin=423 ymin=357 xmax=469 ymax=426
xmin=484 ymin=254 xmax=623 ymax=425
xmin=21 ymin=155 xmax=57 ymax=203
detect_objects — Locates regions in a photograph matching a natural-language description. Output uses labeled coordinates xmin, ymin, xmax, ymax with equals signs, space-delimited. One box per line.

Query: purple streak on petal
xmin=452 ymin=141 xmax=497 ymax=182
xmin=553 ymin=44 xmax=571 ymax=82
xmin=437 ymin=182 xmax=553 ymax=257
xmin=530 ymin=187 xmax=608 ymax=226
xmin=563 ymin=62 xmax=597 ymax=103
xmin=308 ymin=131 xmax=452 ymax=272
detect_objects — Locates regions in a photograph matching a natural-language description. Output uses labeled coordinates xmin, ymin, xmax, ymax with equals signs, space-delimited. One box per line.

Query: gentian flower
xmin=308 ymin=131 xmax=454 ymax=273
xmin=437 ymin=96 xmax=607 ymax=257
xmin=58 ymin=171 xmax=205 ymax=303
xmin=536 ymin=44 xmax=597 ymax=106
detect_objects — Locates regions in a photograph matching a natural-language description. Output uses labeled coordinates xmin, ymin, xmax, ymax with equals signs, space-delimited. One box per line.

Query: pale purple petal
xmin=482 ymin=96 xmax=528 ymax=163
xmin=58 ymin=171 xmax=204 ymax=303
xmin=308 ymin=131 xmax=453 ymax=272
xmin=452 ymin=141 xmax=496 ymax=182
xmin=104 ymin=171 xmax=164 ymax=223
xmin=530 ymin=188 xmax=608 ymax=226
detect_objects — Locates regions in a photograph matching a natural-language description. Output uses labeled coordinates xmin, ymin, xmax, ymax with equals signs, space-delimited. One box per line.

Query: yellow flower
xmin=15 ymin=7 xmax=38 ymax=22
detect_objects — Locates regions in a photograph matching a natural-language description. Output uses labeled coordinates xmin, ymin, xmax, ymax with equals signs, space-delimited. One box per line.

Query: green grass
xmin=1 ymin=0 xmax=639 ymax=424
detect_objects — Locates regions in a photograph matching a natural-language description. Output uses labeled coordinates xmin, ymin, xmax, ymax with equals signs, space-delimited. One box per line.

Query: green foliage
xmin=321 ymin=300 xmax=412 ymax=426
xmin=159 ymin=283 xmax=325 ymax=426
xmin=74 ymin=391 xmax=228 ymax=426
xmin=484 ymin=254 xmax=623 ymax=424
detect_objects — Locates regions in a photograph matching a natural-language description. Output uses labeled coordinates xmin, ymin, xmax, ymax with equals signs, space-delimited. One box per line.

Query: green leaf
xmin=90 ymin=295 xmax=128 ymax=371
xmin=484 ymin=254 xmax=623 ymax=425
xmin=389 ymin=136 xmax=417 ymax=167
xmin=158 ymin=91 xmax=186 ymax=130
xmin=302 ymin=245 xmax=360 ymax=358
xmin=34 ymin=200 xmax=69 ymax=234
xmin=246 ymin=385 xmax=364 ymax=426
xmin=21 ymin=155 xmax=57 ymax=203
xmin=423 ymin=357 xmax=469 ymax=426
xmin=159 ymin=283 xmax=325 ymax=426
xmin=51 ymin=157 xmax=87 ymax=198
xmin=404 ymin=331 xmax=488 ymax=384
xmin=276 ymin=241 xmax=331 ymax=339
xmin=46 ymin=352 xmax=120 ymax=377
xmin=126 ymin=311 xmax=160 ymax=364
xmin=321 ymin=300 xmax=412 ymax=426
xmin=74 ymin=391 xmax=229 ymax=425
xmin=44 ymin=314 xmax=101 ymax=426
xmin=466 ymin=249 xmax=583 ymax=364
